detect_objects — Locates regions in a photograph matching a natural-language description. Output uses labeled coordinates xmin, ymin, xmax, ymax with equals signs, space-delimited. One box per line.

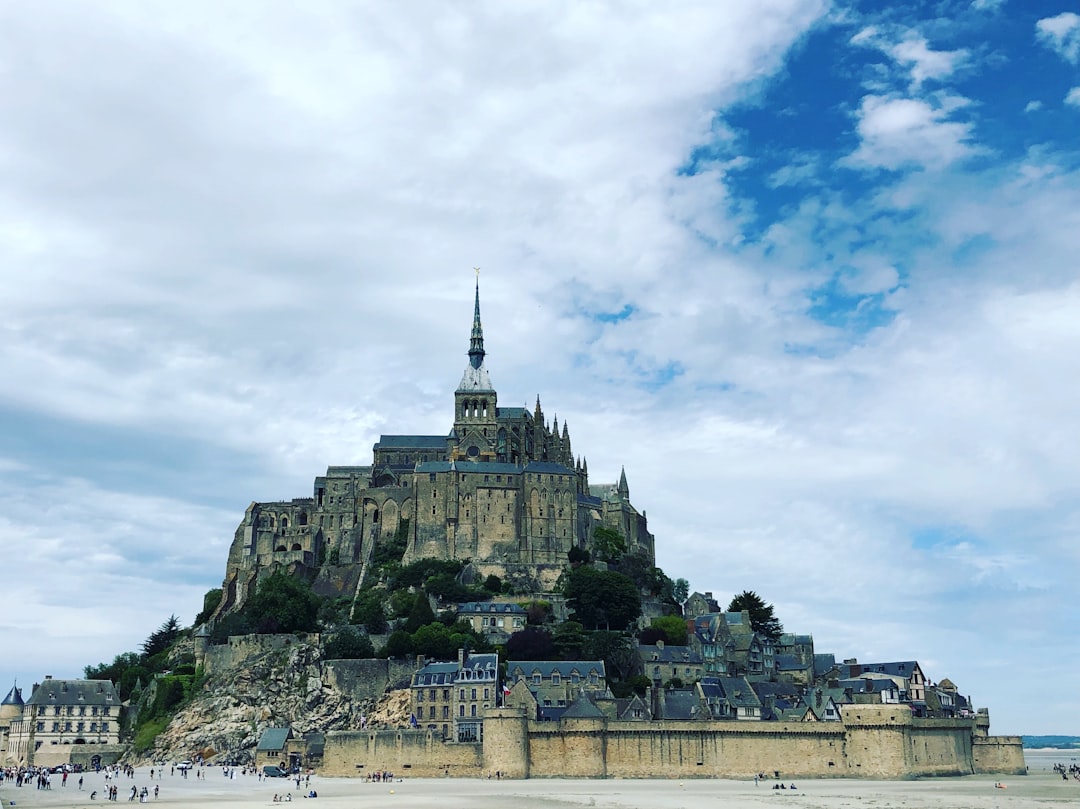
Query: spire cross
xmin=474 ymin=266 xmax=480 ymax=278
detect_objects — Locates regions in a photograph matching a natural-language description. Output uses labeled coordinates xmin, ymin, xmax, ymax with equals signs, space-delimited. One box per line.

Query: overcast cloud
xmin=2 ymin=0 xmax=1078 ymax=735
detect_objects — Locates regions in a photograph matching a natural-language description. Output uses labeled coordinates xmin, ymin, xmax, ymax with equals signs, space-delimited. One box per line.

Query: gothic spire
xmin=468 ymin=276 xmax=485 ymax=370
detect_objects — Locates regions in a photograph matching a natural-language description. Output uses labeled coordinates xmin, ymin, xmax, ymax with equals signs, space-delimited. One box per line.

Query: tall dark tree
xmin=141 ymin=616 xmax=181 ymax=660
xmin=505 ymin=626 xmax=556 ymax=660
xmin=405 ymin=593 xmax=436 ymax=633
xmin=727 ymin=590 xmax=783 ymax=640
xmin=564 ymin=567 xmax=641 ymax=630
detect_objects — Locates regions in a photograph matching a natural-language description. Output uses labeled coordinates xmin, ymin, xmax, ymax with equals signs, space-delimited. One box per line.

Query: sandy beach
xmin=4 ymin=753 xmax=1078 ymax=809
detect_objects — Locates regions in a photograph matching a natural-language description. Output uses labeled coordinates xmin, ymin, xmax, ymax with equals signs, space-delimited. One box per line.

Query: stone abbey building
xmin=217 ymin=283 xmax=655 ymax=614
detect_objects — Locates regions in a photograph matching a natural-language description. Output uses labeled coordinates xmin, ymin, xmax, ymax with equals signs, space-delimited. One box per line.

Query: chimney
xmin=656 ymin=640 xmax=665 ymax=650
xmin=458 ymin=648 xmax=465 ymax=666
xmin=415 ymin=655 xmax=425 ymax=669
xmin=705 ymin=592 xmax=713 ymax=599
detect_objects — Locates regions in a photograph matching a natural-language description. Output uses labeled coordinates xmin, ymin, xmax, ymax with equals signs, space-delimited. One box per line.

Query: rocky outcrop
xmin=139 ymin=638 xmax=410 ymax=764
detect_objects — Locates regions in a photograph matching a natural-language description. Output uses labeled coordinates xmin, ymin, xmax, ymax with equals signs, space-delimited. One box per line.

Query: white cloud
xmin=890 ymin=36 xmax=968 ymax=86
xmin=1024 ymin=99 xmax=1043 ymax=112
xmin=1066 ymin=87 xmax=1080 ymax=108
xmin=1036 ymin=12 xmax=1080 ymax=63
xmin=843 ymin=94 xmax=977 ymax=170
xmin=1 ymin=0 xmax=1079 ymax=737
xmin=971 ymin=0 xmax=1006 ymax=10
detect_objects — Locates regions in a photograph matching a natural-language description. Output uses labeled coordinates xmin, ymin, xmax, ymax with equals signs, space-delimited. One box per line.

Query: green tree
xmin=405 ymin=594 xmax=436 ymax=633
xmin=551 ymin=621 xmax=588 ymax=659
xmin=584 ymin=630 xmax=638 ymax=681
xmin=141 ymin=615 xmax=182 ymax=660
xmin=592 ymin=526 xmax=627 ymax=564
xmin=727 ymin=590 xmax=783 ymax=641
xmin=483 ymin=574 xmax=503 ymax=594
xmin=351 ymin=589 xmax=389 ymax=634
xmin=381 ymin=630 xmax=413 ymax=659
xmin=671 ymin=578 xmax=690 ymax=605
xmin=194 ymin=589 xmax=222 ymax=626
xmin=504 ymin=627 xmax=556 ymax=660
xmin=244 ymin=570 xmax=321 ymax=634
xmin=646 ymin=615 xmax=688 ymax=646
xmin=567 ymin=546 xmax=591 ymax=567
xmin=85 ymin=651 xmax=142 ymax=683
xmin=564 ymin=567 xmax=641 ymax=630
xmin=324 ymin=626 xmax=376 ymax=659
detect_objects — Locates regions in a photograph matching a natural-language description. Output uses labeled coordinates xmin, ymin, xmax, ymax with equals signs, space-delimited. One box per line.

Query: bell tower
xmin=452 ymin=274 xmax=498 ymax=461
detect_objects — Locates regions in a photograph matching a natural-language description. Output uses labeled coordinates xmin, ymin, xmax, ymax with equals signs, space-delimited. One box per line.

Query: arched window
xmin=291 ymin=543 xmax=301 ymax=551
xmin=299 ymin=512 xmax=308 ymax=526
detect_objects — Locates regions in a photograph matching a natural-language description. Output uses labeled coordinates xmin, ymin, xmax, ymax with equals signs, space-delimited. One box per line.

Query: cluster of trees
xmin=83 ymin=616 xmax=199 ymax=751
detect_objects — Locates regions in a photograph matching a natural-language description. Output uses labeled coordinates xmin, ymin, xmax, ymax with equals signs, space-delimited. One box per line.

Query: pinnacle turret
xmin=468 ymin=277 xmax=485 ymax=370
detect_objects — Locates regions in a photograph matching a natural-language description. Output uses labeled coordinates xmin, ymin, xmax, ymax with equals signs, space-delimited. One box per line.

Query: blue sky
xmin=2 ymin=0 xmax=1079 ymax=736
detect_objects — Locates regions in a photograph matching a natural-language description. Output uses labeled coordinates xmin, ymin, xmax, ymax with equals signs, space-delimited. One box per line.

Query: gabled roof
xmin=775 ymin=654 xmax=810 ymax=671
xmin=839 ymin=661 xmax=922 ymax=679
xmin=257 ymin=727 xmax=292 ymax=752
xmin=637 ymin=644 xmax=703 ymax=665
xmin=523 ymin=462 xmax=576 ymax=475
xmin=562 ymin=693 xmax=606 ymax=719
xmin=374 ymin=435 xmax=447 ymax=450
xmin=702 ymin=676 xmax=761 ymax=709
xmin=456 ymin=602 xmax=527 ymax=615
xmin=659 ymin=688 xmax=704 ymax=720
xmin=507 ymin=660 xmax=606 ymax=681
xmin=412 ymin=662 xmax=459 ymax=686
xmin=416 ymin=461 xmax=523 ymax=474
xmin=27 ymin=679 xmax=118 ymax=706
xmin=460 ymin=653 xmax=498 ymax=675
xmin=496 ymin=407 xmax=529 ymax=420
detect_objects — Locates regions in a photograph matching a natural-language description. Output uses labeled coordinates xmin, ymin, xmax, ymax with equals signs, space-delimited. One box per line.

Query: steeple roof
xmin=2 ymin=683 xmax=23 ymax=706
xmin=457 ymin=277 xmax=494 ymax=392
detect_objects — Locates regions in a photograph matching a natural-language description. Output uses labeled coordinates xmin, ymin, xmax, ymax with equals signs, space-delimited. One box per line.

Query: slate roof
xmin=523 ymin=462 xmax=576 ymax=475
xmin=496 ymin=407 xmax=529 ymax=419
xmin=2 ymin=684 xmax=23 ymax=706
xmin=412 ymin=662 xmax=459 ymax=687
xmin=27 ymin=679 xmax=118 ymax=706
xmin=659 ymin=688 xmax=704 ymax=720
xmin=562 ymin=693 xmax=606 ymax=719
xmin=460 ymin=653 xmax=499 ymax=676
xmin=638 ymin=644 xmax=704 ymax=665
xmin=775 ymin=654 xmax=809 ymax=671
xmin=324 ymin=466 xmax=372 ymax=477
xmin=814 ymin=654 xmax=836 ymax=678
xmin=374 ymin=435 xmax=448 ymax=450
xmin=839 ymin=661 xmax=921 ymax=679
xmin=507 ymin=660 xmax=606 ymax=681
xmin=699 ymin=676 xmax=760 ymax=710
xmin=257 ymin=727 xmax=292 ymax=752
xmin=456 ymin=602 xmax=527 ymax=615
xmin=751 ymin=681 xmax=801 ymax=700
xmin=415 ymin=461 xmax=523 ymax=474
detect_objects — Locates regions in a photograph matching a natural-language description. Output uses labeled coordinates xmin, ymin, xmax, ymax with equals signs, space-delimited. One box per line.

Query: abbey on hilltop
xmin=216 ymin=282 xmax=655 ymax=614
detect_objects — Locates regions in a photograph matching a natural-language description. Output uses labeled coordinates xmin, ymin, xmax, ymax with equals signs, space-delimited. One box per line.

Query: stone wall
xmin=972 ymin=736 xmax=1027 ymax=775
xmin=323 ymin=659 xmax=417 ymax=700
xmin=202 ymin=634 xmax=319 ymax=677
xmin=321 ymin=729 xmax=482 ymax=777
xmin=320 ymin=703 xmax=1025 ymax=780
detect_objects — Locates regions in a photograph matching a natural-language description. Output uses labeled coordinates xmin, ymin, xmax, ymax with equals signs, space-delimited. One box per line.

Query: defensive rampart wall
xmin=321 ymin=704 xmax=1025 ymax=779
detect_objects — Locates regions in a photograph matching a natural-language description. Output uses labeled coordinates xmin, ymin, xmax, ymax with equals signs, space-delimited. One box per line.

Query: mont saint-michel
xmin=0 ymin=285 xmax=1026 ymax=781
xmin=216 ymin=280 xmax=653 ymax=615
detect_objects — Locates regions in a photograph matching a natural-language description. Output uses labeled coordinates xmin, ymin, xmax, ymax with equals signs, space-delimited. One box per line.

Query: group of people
xmin=365 ymin=770 xmax=396 ymax=782
xmin=1053 ymin=762 xmax=1080 ymax=781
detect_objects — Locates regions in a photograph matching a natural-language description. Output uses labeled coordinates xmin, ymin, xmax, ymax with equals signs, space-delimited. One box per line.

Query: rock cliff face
xmin=141 ymin=639 xmax=408 ymax=763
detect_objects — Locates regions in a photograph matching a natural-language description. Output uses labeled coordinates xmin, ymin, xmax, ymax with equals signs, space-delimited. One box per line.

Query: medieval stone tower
xmin=215 ymin=281 xmax=655 ymax=614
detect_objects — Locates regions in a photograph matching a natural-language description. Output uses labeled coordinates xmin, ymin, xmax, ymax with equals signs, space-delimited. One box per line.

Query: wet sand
xmin=5 ymin=760 xmax=1077 ymax=809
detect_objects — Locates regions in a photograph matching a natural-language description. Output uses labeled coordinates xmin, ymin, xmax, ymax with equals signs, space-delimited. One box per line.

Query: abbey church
xmin=216 ymin=283 xmax=655 ymax=613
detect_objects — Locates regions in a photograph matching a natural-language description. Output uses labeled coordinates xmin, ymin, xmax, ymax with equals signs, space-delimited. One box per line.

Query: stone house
xmin=696 ymin=676 xmax=761 ymax=720
xmin=637 ymin=641 xmax=704 ymax=686
xmin=454 ymin=602 xmax=527 ymax=642
xmin=505 ymin=660 xmax=607 ymax=722
xmin=5 ymin=677 xmax=121 ymax=765
xmin=410 ymin=650 xmax=500 ymax=742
